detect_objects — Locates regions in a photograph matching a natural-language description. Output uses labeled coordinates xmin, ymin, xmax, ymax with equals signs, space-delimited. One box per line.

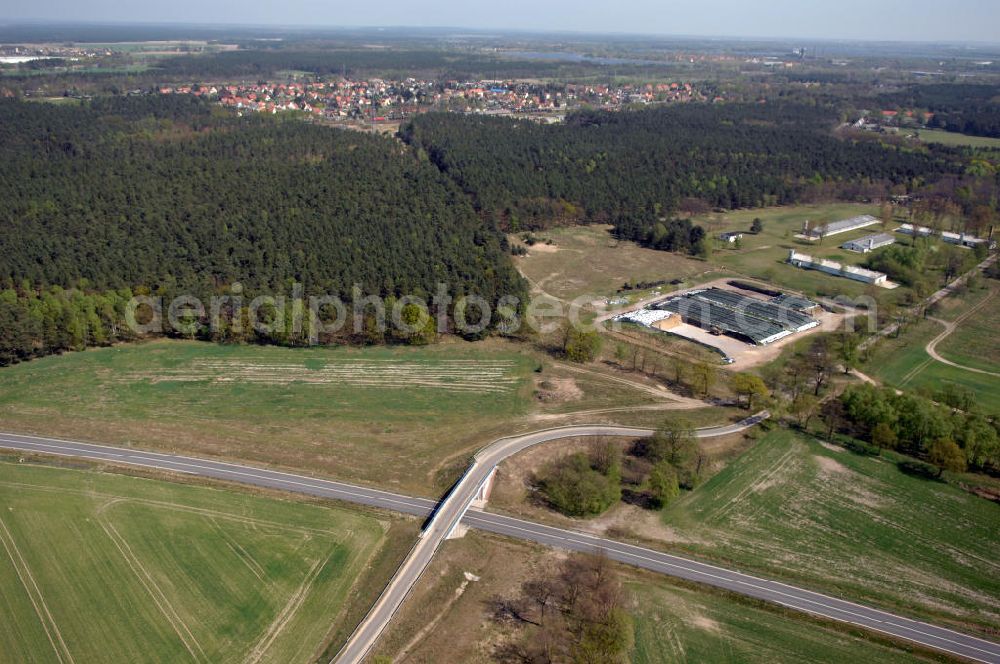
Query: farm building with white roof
xmin=842 ymin=233 xmax=896 ymax=253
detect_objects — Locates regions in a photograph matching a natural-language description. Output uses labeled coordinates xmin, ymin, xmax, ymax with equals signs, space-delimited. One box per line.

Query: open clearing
xmin=513 ymin=205 xmax=920 ymax=319
xmin=915 ymin=128 xmax=1000 ymax=149
xmin=512 ymin=224 xmax=714 ymax=302
xmin=369 ymin=532 xmax=931 ymax=663
xmin=0 ymin=336 xmax=723 ymax=495
xmin=661 ymin=429 xmax=1000 ymax=632
xmin=0 ymin=339 xmax=536 ymax=496
xmin=690 ymin=203 xmax=916 ymax=304
xmin=0 ymin=459 xmax=395 ymax=663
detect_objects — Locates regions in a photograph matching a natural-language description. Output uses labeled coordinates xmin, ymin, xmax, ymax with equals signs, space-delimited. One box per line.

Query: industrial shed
xmin=770 ymin=293 xmax=821 ymax=313
xmin=842 ymin=233 xmax=895 ymax=253
xmin=788 ymin=250 xmax=888 ymax=285
xmin=655 ymin=288 xmax=819 ymax=345
xmin=803 ymin=214 xmax=879 ymax=240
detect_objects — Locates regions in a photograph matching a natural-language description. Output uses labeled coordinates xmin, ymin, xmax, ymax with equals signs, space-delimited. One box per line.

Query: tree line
xmin=838 ymin=384 xmax=999 ymax=475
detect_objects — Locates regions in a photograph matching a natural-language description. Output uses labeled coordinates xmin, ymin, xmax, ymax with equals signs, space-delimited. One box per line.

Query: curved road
xmin=1 ymin=429 xmax=999 ymax=663
xmin=334 ymin=414 xmax=766 ymax=663
xmin=925 ymin=289 xmax=999 ymax=377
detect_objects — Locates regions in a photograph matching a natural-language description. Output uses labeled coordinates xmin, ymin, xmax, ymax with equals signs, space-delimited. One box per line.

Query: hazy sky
xmin=5 ymin=0 xmax=1000 ymax=43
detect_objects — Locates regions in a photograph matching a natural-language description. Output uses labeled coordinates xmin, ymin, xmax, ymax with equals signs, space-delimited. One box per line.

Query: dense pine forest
xmin=401 ymin=103 xmax=965 ymax=245
xmin=0 ymin=96 xmax=525 ymax=364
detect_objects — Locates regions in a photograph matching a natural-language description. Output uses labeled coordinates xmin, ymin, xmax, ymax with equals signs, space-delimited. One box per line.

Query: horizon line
xmin=2 ymin=19 xmax=1000 ymax=48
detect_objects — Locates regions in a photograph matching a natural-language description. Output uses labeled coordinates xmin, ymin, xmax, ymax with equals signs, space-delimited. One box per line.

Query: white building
xmin=896 ymin=223 xmax=993 ymax=249
xmin=613 ymin=309 xmax=673 ymax=327
xmin=788 ymin=250 xmax=888 ymax=285
xmin=803 ymin=214 xmax=879 ymax=240
xmin=842 ymin=233 xmax=896 ymax=253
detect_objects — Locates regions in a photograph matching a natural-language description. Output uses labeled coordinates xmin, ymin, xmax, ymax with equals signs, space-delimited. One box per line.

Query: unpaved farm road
xmin=861 ymin=254 xmax=998 ymax=352
xmin=925 ymin=289 xmax=1000 ymax=378
xmin=2 ymin=428 xmax=999 ymax=664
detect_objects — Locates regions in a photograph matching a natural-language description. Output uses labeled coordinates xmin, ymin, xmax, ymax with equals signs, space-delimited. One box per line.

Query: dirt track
xmin=925 ymin=290 xmax=1000 ymax=378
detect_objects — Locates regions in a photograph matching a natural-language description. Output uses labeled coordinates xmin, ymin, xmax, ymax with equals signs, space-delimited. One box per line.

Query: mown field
xmin=661 ymin=429 xmax=1000 ymax=632
xmin=0 ymin=460 xmax=397 ymax=663
xmin=0 ymin=339 xmax=535 ymax=496
xmin=369 ymin=532 xmax=931 ymax=663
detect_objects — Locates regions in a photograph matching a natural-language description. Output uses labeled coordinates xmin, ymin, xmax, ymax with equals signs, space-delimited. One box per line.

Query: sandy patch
xmin=526 ymin=243 xmax=559 ymax=254
xmin=814 ymin=455 xmax=849 ymax=475
xmin=587 ymin=503 xmax=711 ymax=546
xmin=534 ymin=377 xmax=583 ymax=404
xmin=690 ymin=615 xmax=721 ymax=632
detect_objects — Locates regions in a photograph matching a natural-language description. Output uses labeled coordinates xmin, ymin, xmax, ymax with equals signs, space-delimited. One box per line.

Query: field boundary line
xmin=0 ymin=517 xmax=75 ymax=664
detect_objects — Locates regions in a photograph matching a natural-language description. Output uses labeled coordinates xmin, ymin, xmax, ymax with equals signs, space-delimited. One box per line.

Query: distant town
xmin=156 ymin=77 xmax=718 ymax=127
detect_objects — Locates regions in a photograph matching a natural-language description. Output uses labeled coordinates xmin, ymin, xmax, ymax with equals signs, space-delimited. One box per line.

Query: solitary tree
xmin=563 ymin=326 xmax=603 ymax=363
xmin=927 ymin=438 xmax=967 ymax=477
xmin=788 ymin=393 xmax=819 ymax=429
xmin=693 ymin=361 xmax=716 ymax=396
xmin=731 ymin=372 xmax=769 ymax=410
xmin=648 ymin=461 xmax=680 ymax=509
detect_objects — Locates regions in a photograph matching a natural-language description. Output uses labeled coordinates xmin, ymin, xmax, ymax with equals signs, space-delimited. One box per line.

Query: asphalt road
xmin=1 ymin=429 xmax=999 ymax=663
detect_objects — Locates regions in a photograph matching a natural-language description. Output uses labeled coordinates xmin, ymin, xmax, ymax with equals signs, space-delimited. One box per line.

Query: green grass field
xmin=0 ymin=459 xmax=393 ymax=663
xmin=915 ymin=128 xmax=1000 ymax=149
xmin=512 ymin=204 xmax=964 ymax=309
xmin=629 ymin=576 xmax=927 ymax=664
xmin=0 ymin=339 xmax=535 ymax=496
xmin=661 ymin=429 xmax=1000 ymax=632
xmin=937 ymin=288 xmax=1000 ymax=374
xmin=863 ymin=314 xmax=1000 ymax=414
